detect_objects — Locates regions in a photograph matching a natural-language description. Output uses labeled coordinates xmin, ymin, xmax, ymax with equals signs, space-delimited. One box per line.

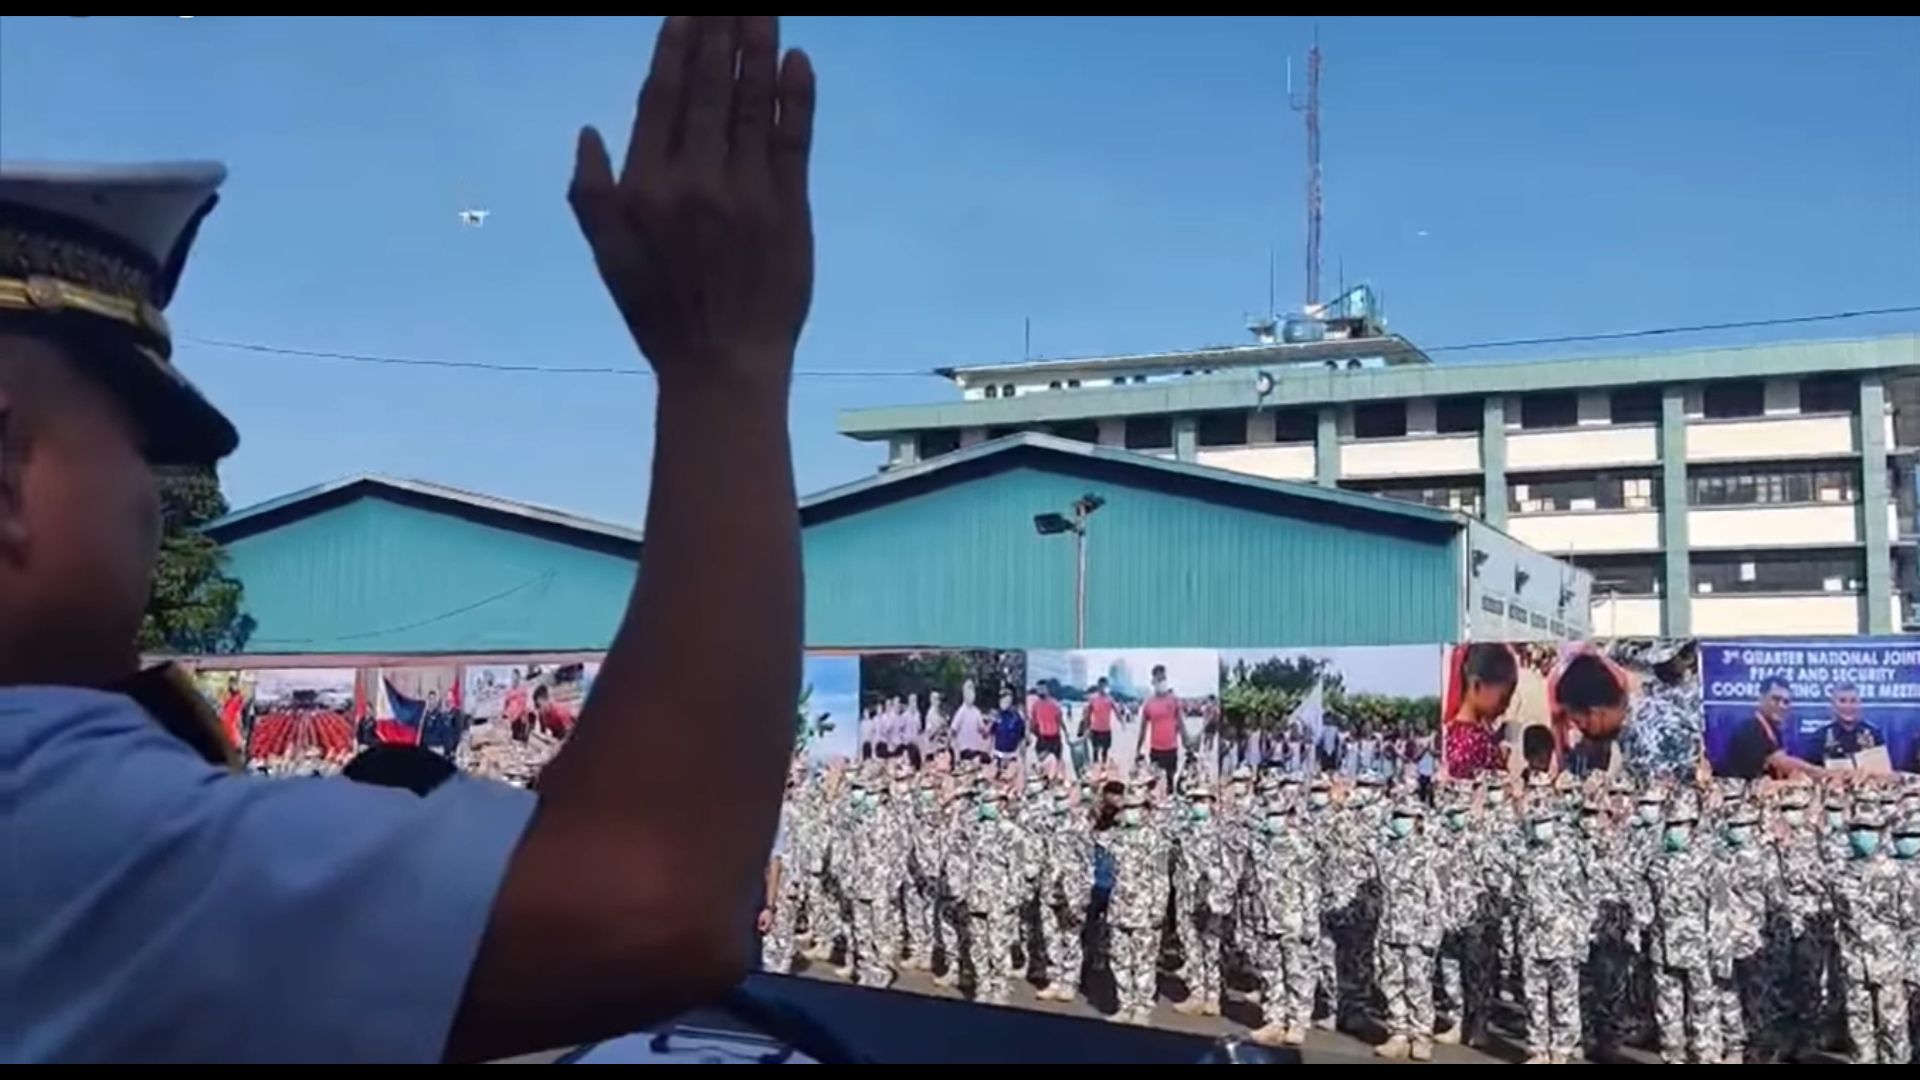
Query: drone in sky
xmin=457 ymin=207 xmax=491 ymax=229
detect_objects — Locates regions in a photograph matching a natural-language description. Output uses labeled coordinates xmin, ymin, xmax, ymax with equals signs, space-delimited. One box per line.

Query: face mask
xmin=1189 ymin=804 xmax=1212 ymax=823
xmin=1848 ymin=830 xmax=1880 ymax=858
xmin=1121 ymin=808 xmax=1143 ymax=829
xmin=1487 ymin=791 xmax=1508 ymax=808
xmin=1782 ymin=808 xmax=1805 ymax=827
xmin=1726 ymin=825 xmax=1752 ymax=849
xmin=1663 ymin=825 xmax=1691 ymax=853
xmin=1389 ymin=817 xmax=1414 ymax=839
xmin=1827 ymin=811 xmax=1847 ymax=831
xmin=1530 ymin=822 xmax=1556 ymax=845
xmin=1054 ymin=797 xmax=1072 ymax=815
xmin=1893 ymin=837 xmax=1920 ymax=860
xmin=1636 ymin=804 xmax=1662 ymax=825
xmin=1309 ymin=792 xmax=1330 ymax=809
xmin=1263 ymin=814 xmax=1287 ymax=835
xmin=1445 ymin=810 xmax=1467 ymax=832
xmin=978 ymin=803 xmax=1001 ymax=823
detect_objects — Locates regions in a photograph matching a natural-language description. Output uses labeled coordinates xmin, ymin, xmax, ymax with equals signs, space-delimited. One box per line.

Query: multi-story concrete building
xmin=839 ymin=332 xmax=1920 ymax=638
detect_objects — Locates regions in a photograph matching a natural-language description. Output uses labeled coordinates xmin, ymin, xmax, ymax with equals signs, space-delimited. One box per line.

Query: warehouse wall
xmin=802 ymin=462 xmax=1460 ymax=649
xmin=222 ymin=496 xmax=637 ymax=654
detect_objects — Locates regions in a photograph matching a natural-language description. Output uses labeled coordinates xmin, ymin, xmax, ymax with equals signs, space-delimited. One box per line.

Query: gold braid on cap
xmin=0 ymin=222 xmax=173 ymax=352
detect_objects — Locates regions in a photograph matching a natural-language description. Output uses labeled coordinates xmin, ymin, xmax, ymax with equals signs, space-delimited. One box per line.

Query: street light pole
xmin=1034 ymin=492 xmax=1105 ymax=651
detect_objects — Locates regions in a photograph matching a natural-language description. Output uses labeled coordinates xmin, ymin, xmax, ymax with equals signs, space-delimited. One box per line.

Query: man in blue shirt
xmin=3 ymin=16 xmax=816 ymax=1064
xmin=991 ymin=687 xmax=1026 ymax=764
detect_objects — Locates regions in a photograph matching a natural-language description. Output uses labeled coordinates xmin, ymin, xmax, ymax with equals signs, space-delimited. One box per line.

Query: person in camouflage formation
xmin=876 ymin=765 xmax=919 ymax=973
xmin=1374 ymin=800 xmax=1444 ymax=1061
xmin=1518 ymin=801 xmax=1589 ymax=1064
xmin=1302 ymin=776 xmax=1343 ymax=1030
xmin=1430 ymin=784 xmax=1484 ymax=1047
xmin=1713 ymin=800 xmax=1782 ymax=1063
xmin=1892 ymin=811 xmax=1919 ymax=1059
xmin=1324 ymin=775 xmax=1386 ymax=1030
xmin=1831 ymin=806 xmax=1910 ymax=1064
xmin=967 ymin=785 xmax=1025 ymax=1005
xmin=1108 ymin=783 xmax=1172 ymax=1025
xmin=1575 ymin=788 xmax=1636 ymax=1058
xmin=1246 ymin=793 xmax=1321 ymax=1048
xmin=1173 ymin=785 xmax=1230 ymax=1017
xmin=1478 ymin=778 xmax=1526 ymax=1006
xmin=759 ymin=764 xmax=813 ymax=975
xmin=1621 ymin=785 xmax=1668 ymax=1047
xmin=803 ymin=765 xmax=851 ymax=966
xmin=845 ymin=771 xmax=905 ymax=989
xmin=1769 ymin=780 xmax=1829 ymax=1057
xmin=900 ymin=767 xmax=945 ymax=972
xmin=1036 ymin=779 xmax=1094 ymax=1002
xmin=1648 ymin=792 xmax=1721 ymax=1063
xmin=935 ymin=776 xmax=980 ymax=989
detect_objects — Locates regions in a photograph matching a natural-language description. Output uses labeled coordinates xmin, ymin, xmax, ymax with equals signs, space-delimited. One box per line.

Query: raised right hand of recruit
xmin=570 ymin=16 xmax=816 ymax=388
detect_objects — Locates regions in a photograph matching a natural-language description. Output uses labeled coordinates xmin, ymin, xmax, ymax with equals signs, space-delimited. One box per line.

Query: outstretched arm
xmin=448 ymin=15 xmax=815 ymax=1061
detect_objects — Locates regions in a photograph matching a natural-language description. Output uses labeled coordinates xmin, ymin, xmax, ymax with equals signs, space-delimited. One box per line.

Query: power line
xmin=1421 ymin=304 xmax=1920 ymax=354
xmin=179 ymin=334 xmax=932 ymax=379
xmin=180 ymin=303 xmax=1920 ymax=381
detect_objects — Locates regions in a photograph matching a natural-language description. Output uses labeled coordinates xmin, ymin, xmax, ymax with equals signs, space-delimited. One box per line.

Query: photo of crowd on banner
xmin=185 ymin=636 xmax=1920 ymax=1063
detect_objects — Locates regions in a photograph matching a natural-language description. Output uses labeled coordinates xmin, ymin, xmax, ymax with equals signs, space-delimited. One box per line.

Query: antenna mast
xmin=1289 ymin=31 xmax=1323 ymax=310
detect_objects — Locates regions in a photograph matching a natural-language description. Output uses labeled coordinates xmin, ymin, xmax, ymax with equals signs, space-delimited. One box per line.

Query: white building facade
xmin=840 ymin=335 xmax=1920 ymax=638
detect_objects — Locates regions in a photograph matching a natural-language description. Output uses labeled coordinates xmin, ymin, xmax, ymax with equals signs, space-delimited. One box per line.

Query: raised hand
xmin=569 ymin=16 xmax=816 ymax=389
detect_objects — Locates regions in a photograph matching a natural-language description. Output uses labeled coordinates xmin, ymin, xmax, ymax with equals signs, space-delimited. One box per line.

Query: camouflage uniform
xmin=1173 ymin=792 xmax=1230 ymax=1013
xmin=1037 ymin=791 xmax=1094 ymax=1000
xmin=760 ymin=789 xmax=805 ymax=974
xmin=1831 ymin=813 xmax=1910 ymax=1064
xmin=1772 ymin=791 xmax=1830 ymax=1054
xmin=1430 ymin=793 xmax=1484 ymax=1043
xmin=1575 ymin=799 xmax=1636 ymax=1053
xmin=1897 ymin=819 xmax=1920 ymax=1060
xmin=966 ymin=792 xmax=1025 ymax=1004
xmin=1375 ymin=803 xmax=1444 ymax=1059
xmin=1324 ymin=781 xmax=1385 ymax=1025
xmin=1246 ymin=801 xmax=1320 ymax=1043
xmin=805 ymin=776 xmax=850 ymax=964
xmin=847 ymin=781 xmax=905 ymax=988
xmin=1108 ymin=789 xmax=1172 ymax=1022
xmin=1302 ymin=782 xmax=1342 ymax=1026
xmin=1648 ymin=801 xmax=1721 ymax=1064
xmin=935 ymin=784 xmax=979 ymax=988
xmin=901 ymin=781 xmax=944 ymax=970
xmin=1519 ymin=811 xmax=1589 ymax=1063
xmin=1713 ymin=807 xmax=1780 ymax=1063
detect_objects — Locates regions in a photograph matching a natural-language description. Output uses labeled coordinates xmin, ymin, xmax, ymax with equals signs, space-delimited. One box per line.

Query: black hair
xmin=1522 ymin=724 xmax=1555 ymax=766
xmin=1462 ymin=643 xmax=1518 ymax=687
xmin=1760 ymin=675 xmax=1791 ymax=696
xmin=342 ymin=744 xmax=457 ymax=797
xmin=1558 ymin=654 xmax=1626 ymax=713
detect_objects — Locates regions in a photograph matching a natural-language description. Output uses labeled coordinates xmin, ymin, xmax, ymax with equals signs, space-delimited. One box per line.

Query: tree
xmin=139 ymin=467 xmax=254 ymax=655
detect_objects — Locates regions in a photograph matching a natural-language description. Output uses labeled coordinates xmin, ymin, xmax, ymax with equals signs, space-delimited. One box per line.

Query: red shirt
xmin=1087 ymin=694 xmax=1115 ymax=733
xmin=1143 ymin=694 xmax=1182 ymax=752
xmin=1031 ymin=698 xmax=1063 ymax=738
xmin=1444 ymin=720 xmax=1504 ymax=780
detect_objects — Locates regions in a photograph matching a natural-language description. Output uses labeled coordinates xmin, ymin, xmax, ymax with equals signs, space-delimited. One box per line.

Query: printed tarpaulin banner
xmin=1702 ymin=638 xmax=1920 ymax=776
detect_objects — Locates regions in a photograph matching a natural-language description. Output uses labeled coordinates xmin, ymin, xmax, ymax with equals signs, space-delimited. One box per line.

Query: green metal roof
xmin=839 ymin=334 xmax=1920 ymax=439
xmin=800 ymin=431 xmax=1463 ymax=532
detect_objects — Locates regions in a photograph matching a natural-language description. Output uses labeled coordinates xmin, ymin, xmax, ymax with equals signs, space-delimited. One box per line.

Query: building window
xmin=1435 ymin=395 xmax=1483 ymax=435
xmin=1047 ymin=380 xmax=1062 ymax=390
xmin=1353 ymin=401 xmax=1407 ymax=440
xmin=1610 ymin=385 xmax=1662 ymax=425
xmin=1347 ymin=481 xmax=1483 ymax=516
xmin=1197 ymin=410 xmax=1249 ymax=447
xmin=1799 ymin=374 xmax=1856 ymax=414
xmin=1519 ymin=391 xmax=1580 ymax=430
xmin=984 ymin=385 xmax=998 ymax=399
xmin=1124 ymin=416 xmax=1174 ymax=450
xmin=1693 ymin=550 xmax=1865 ymax=595
xmin=1702 ymin=379 xmax=1765 ymax=419
xmin=1273 ymin=408 xmax=1317 ymax=444
xmin=1510 ymin=471 xmax=1660 ymax=514
xmin=916 ymin=429 xmax=960 ymax=459
xmin=1687 ymin=464 xmax=1859 ymax=506
xmin=1067 ymin=379 xmax=1082 ymax=389
xmin=1049 ymin=419 xmax=1099 ymax=444
xmin=1574 ymin=554 xmax=1662 ymax=597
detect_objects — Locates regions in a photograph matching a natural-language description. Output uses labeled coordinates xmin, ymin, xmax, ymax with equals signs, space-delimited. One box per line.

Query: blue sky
xmin=3 ymin=17 xmax=1916 ymax=524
